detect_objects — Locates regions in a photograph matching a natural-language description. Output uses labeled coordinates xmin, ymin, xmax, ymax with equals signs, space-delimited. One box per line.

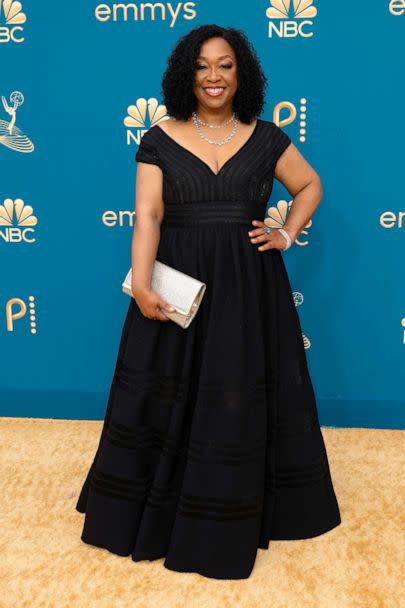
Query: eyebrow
xmin=197 ymin=55 xmax=233 ymax=60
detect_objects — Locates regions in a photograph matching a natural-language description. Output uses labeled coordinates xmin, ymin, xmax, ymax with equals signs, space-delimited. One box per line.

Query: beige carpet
xmin=1 ymin=418 xmax=404 ymax=608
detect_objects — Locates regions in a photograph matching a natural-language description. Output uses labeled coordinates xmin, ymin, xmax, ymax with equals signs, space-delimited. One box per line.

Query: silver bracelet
xmin=277 ymin=228 xmax=292 ymax=250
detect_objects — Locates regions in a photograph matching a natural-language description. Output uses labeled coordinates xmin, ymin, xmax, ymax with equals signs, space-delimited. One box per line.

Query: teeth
xmin=205 ymin=88 xmax=223 ymax=92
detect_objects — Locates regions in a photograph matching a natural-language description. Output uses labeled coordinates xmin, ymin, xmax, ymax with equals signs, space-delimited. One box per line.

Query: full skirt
xmin=76 ymin=222 xmax=341 ymax=580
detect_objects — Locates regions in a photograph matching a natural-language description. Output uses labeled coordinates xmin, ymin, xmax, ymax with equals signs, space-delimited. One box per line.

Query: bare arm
xmin=274 ymin=143 xmax=323 ymax=242
xmin=249 ymin=142 xmax=323 ymax=251
xmin=131 ymin=162 xmax=164 ymax=290
xmin=131 ymin=162 xmax=175 ymax=321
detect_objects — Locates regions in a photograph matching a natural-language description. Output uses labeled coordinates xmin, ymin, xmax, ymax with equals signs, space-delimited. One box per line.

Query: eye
xmin=195 ymin=63 xmax=233 ymax=70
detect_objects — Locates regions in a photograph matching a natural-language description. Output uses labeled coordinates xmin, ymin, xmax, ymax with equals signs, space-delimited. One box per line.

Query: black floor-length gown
xmin=76 ymin=118 xmax=341 ymax=580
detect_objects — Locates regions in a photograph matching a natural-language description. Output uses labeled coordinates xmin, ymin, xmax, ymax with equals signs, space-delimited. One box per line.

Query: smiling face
xmin=192 ymin=36 xmax=238 ymax=114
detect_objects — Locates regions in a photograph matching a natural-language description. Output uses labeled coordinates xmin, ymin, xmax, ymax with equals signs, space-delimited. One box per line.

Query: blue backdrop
xmin=1 ymin=1 xmax=404 ymax=428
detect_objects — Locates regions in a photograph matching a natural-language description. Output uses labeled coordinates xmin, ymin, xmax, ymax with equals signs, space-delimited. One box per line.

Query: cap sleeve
xmin=135 ymin=129 xmax=162 ymax=168
xmin=271 ymin=123 xmax=292 ymax=164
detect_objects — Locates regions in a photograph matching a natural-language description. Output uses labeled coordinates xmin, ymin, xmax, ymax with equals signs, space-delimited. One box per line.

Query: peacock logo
xmin=266 ymin=0 xmax=318 ymax=38
xmin=0 ymin=0 xmax=27 ymax=43
xmin=302 ymin=335 xmax=311 ymax=349
xmin=0 ymin=198 xmax=38 ymax=243
xmin=124 ymin=97 xmax=170 ymax=146
xmin=264 ymin=199 xmax=312 ymax=246
xmin=266 ymin=0 xmax=317 ymax=19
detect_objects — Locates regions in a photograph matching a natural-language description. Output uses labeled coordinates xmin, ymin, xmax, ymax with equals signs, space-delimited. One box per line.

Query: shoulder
xmin=139 ymin=120 xmax=178 ymax=147
xmin=261 ymin=119 xmax=291 ymax=143
xmin=136 ymin=125 xmax=163 ymax=167
xmin=140 ymin=124 xmax=161 ymax=142
xmin=146 ymin=118 xmax=176 ymax=136
xmin=258 ymin=118 xmax=289 ymax=135
xmin=258 ymin=118 xmax=292 ymax=164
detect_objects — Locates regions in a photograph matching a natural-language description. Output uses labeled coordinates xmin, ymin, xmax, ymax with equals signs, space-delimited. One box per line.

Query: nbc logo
xmin=266 ymin=0 xmax=317 ymax=38
xmin=0 ymin=0 xmax=27 ymax=43
xmin=124 ymin=97 xmax=169 ymax=146
xmin=0 ymin=198 xmax=38 ymax=243
xmin=264 ymin=199 xmax=312 ymax=246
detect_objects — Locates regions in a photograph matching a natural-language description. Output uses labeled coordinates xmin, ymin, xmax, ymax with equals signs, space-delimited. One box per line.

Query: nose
xmin=206 ymin=67 xmax=222 ymax=82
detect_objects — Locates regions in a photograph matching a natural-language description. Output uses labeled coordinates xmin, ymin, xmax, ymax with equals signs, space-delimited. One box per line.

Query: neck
xmin=194 ymin=107 xmax=235 ymax=125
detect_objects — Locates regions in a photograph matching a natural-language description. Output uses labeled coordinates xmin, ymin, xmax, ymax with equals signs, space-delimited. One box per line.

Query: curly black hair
xmin=160 ymin=24 xmax=268 ymax=124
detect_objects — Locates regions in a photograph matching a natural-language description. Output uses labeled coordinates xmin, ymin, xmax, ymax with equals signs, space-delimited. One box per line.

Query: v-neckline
xmin=154 ymin=118 xmax=261 ymax=178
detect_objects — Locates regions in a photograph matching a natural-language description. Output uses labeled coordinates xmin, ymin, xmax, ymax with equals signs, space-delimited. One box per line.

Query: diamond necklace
xmin=191 ymin=111 xmax=239 ymax=146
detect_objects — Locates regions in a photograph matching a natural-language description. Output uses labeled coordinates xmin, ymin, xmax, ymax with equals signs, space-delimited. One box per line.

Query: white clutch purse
xmin=122 ymin=260 xmax=207 ymax=329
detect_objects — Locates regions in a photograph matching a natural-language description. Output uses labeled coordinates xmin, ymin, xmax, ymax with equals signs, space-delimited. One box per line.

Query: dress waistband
xmin=161 ymin=202 xmax=257 ymax=226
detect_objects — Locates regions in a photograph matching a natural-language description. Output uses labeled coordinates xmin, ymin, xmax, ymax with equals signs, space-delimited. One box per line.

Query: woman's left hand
xmin=248 ymin=220 xmax=292 ymax=251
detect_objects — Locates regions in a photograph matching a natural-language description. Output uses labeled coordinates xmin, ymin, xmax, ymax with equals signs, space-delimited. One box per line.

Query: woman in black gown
xmin=76 ymin=24 xmax=341 ymax=580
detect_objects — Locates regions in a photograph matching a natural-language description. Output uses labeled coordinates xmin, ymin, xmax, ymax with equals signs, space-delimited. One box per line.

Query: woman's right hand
xmin=132 ymin=285 xmax=175 ymax=322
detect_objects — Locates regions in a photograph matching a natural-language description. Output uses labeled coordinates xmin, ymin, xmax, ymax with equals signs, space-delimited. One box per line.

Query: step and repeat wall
xmin=1 ymin=1 xmax=404 ymax=427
